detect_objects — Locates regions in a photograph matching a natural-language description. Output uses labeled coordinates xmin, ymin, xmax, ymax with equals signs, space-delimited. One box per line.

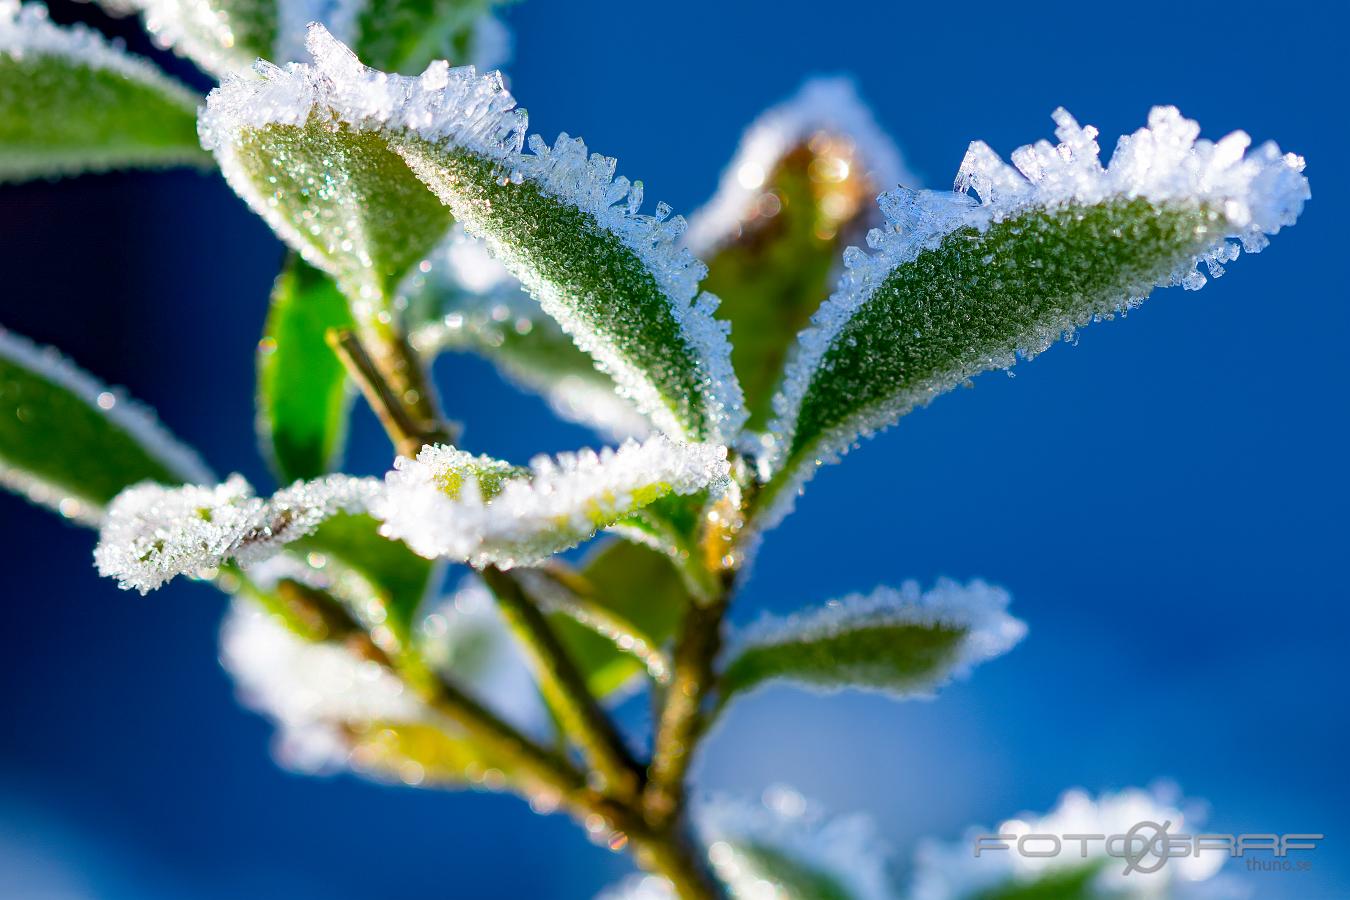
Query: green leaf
xmin=716 ymin=581 xmax=1025 ymax=710
xmin=0 ymin=327 xmax=210 ymax=524
xmin=0 ymin=3 xmax=208 ymax=182
xmin=346 ymin=719 xmax=521 ymax=788
xmin=713 ymin=843 xmax=856 ymax=900
xmin=292 ymin=512 xmax=441 ymax=648
xmin=689 ymin=78 xmax=909 ymax=431
xmin=757 ymin=107 xmax=1309 ymax=528
xmin=539 ymin=540 xmax=689 ymax=698
xmin=407 ymin=241 xmax=648 ymax=440
xmin=968 ymin=865 xmax=1104 ymax=900
xmin=257 ymin=254 xmax=356 ymax=482
xmin=202 ymin=26 xmax=746 ymax=444
xmin=354 ymin=0 xmax=503 ymax=74
xmin=209 ymin=114 xmax=453 ymax=319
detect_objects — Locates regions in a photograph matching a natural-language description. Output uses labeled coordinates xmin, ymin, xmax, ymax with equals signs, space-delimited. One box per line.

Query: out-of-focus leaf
xmin=757 ymin=107 xmax=1309 ymax=529
xmin=716 ymin=581 xmax=1025 ymax=711
xmin=688 ymin=78 xmax=910 ymax=431
xmin=354 ymin=0 xmax=504 ymax=74
xmin=346 ymin=719 xmax=518 ymax=788
xmin=0 ymin=2 xmax=207 ymax=182
xmin=257 ymin=254 xmax=356 ymax=482
xmin=0 ymin=326 xmax=210 ymax=524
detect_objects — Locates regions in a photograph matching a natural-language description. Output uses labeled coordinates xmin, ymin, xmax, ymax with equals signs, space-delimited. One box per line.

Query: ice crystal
xmin=0 ymin=0 xmax=198 ymax=101
xmin=201 ymin=25 xmax=746 ymax=445
xmin=685 ymin=76 xmax=915 ymax=256
xmin=911 ymin=785 xmax=1242 ymax=900
xmin=94 ymin=473 xmax=381 ymax=593
xmin=220 ymin=597 xmax=425 ymax=773
xmin=724 ymin=579 xmax=1026 ymax=698
xmin=0 ymin=326 xmax=211 ymax=523
xmin=373 ymin=436 xmax=729 ymax=567
xmin=761 ymin=107 xmax=1310 ymax=528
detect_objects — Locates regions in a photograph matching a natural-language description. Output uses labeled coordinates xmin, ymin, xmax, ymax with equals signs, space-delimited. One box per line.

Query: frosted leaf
xmin=102 ymin=0 xmax=509 ymax=78
xmin=759 ymin=106 xmax=1310 ymax=528
xmin=94 ymin=473 xmax=381 ymax=593
xmin=202 ymin=25 xmax=745 ymax=443
xmin=717 ymin=580 xmax=1026 ymax=705
xmin=257 ymin=254 xmax=356 ymax=483
xmin=407 ymin=228 xmax=651 ymax=441
xmin=686 ymin=77 xmax=917 ymax=434
xmin=911 ymin=784 xmax=1246 ymax=900
xmin=696 ymin=788 xmax=897 ymax=900
xmin=373 ymin=435 xmax=729 ymax=568
xmin=685 ymin=76 xmax=914 ymax=256
xmin=0 ymin=0 xmax=207 ymax=182
xmin=220 ymin=597 xmax=426 ymax=774
xmin=0 ymin=326 xmax=211 ymax=524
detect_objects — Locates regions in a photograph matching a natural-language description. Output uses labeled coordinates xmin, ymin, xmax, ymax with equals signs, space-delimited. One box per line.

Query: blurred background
xmin=1 ymin=0 xmax=1346 ymax=896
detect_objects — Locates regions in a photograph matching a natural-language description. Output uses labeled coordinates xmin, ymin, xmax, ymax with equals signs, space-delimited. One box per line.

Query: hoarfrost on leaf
xmin=0 ymin=326 xmax=211 ymax=523
xmin=95 ymin=473 xmax=382 ymax=593
xmin=718 ymin=579 xmax=1026 ymax=704
xmin=0 ymin=0 xmax=208 ymax=181
xmin=911 ymin=784 xmax=1245 ymax=900
xmin=373 ymin=435 xmax=729 ymax=567
xmin=757 ymin=106 xmax=1310 ymax=528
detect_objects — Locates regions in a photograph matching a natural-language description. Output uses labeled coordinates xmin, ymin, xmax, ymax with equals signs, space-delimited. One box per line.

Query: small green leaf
xmin=0 ymin=327 xmax=210 ymax=524
xmin=257 ymin=254 xmax=356 ymax=482
xmin=717 ymin=581 xmax=1025 ymax=710
xmin=758 ymin=107 xmax=1309 ymax=528
xmin=202 ymin=26 xmax=746 ymax=443
xmin=354 ymin=0 xmax=503 ymax=74
xmin=346 ymin=719 xmax=520 ymax=788
xmin=292 ymin=512 xmax=441 ymax=648
xmin=689 ymin=78 xmax=909 ymax=431
xmin=542 ymin=540 xmax=689 ymax=698
xmin=714 ymin=843 xmax=856 ymax=900
xmin=0 ymin=2 xmax=208 ymax=182
xmin=969 ymin=865 xmax=1104 ymax=900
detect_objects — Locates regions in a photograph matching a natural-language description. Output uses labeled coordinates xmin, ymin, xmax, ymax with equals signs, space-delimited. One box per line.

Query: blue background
xmin=1 ymin=0 xmax=1345 ymax=896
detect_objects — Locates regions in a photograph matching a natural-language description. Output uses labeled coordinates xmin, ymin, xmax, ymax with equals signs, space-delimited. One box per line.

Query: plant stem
xmin=629 ymin=818 xmax=728 ymax=900
xmin=327 ymin=326 xmax=455 ymax=458
xmin=481 ymin=566 xmax=645 ymax=802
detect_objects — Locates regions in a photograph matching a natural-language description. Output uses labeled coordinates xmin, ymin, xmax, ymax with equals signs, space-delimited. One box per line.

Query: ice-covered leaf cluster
xmin=408 ymin=228 xmax=651 ymax=441
xmin=373 ymin=435 xmax=729 ymax=568
xmin=94 ymin=473 xmax=380 ymax=593
xmin=685 ymin=76 xmax=913 ymax=257
xmin=0 ymin=0 xmax=206 ymax=181
xmin=911 ymin=785 xmax=1241 ymax=900
xmin=0 ymin=326 xmax=210 ymax=524
xmin=202 ymin=25 xmax=745 ymax=443
xmin=718 ymin=579 xmax=1026 ymax=704
xmin=99 ymin=0 xmax=508 ymax=78
xmin=758 ymin=106 xmax=1310 ymax=527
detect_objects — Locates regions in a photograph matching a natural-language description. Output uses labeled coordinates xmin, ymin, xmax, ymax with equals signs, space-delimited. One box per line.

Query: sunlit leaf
xmin=717 ymin=580 xmax=1025 ymax=710
xmin=0 ymin=326 xmax=210 ymax=524
xmin=688 ymin=78 xmax=911 ymax=431
xmin=257 ymin=254 xmax=356 ymax=483
xmin=0 ymin=1 xmax=207 ymax=182
xmin=202 ymin=26 xmax=746 ymax=443
xmin=757 ymin=107 xmax=1309 ymax=528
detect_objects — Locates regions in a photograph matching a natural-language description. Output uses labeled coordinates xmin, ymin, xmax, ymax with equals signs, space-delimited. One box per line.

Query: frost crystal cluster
xmin=0 ymin=3 xmax=1312 ymax=897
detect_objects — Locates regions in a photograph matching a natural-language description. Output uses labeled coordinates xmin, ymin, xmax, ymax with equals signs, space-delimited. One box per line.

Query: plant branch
xmin=481 ymin=565 xmax=645 ymax=802
xmin=327 ymin=326 xmax=455 ymax=458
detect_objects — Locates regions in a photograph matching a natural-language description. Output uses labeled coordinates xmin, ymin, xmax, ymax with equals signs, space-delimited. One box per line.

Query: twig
xmin=327 ymin=327 xmax=455 ymax=458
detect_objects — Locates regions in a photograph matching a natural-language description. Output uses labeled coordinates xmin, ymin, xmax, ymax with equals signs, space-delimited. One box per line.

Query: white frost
xmin=762 ymin=106 xmax=1310 ymax=528
xmin=685 ymin=76 xmax=916 ymax=256
xmin=94 ymin=473 xmax=381 ymax=593
xmin=373 ymin=435 xmax=728 ymax=567
xmin=0 ymin=326 xmax=212 ymax=524
xmin=0 ymin=0 xmax=200 ymax=107
xmin=200 ymin=25 xmax=745 ymax=445
xmin=911 ymin=784 xmax=1244 ymax=900
xmin=726 ymin=579 xmax=1027 ymax=698
xmin=220 ymin=598 xmax=424 ymax=774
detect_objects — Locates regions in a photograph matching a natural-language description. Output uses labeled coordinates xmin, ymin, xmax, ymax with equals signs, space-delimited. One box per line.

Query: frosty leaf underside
xmin=0 ymin=329 xmax=210 ymax=523
xmin=257 ymin=254 xmax=356 ymax=482
xmin=0 ymin=3 xmax=207 ymax=182
xmin=759 ymin=197 xmax=1230 ymax=522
